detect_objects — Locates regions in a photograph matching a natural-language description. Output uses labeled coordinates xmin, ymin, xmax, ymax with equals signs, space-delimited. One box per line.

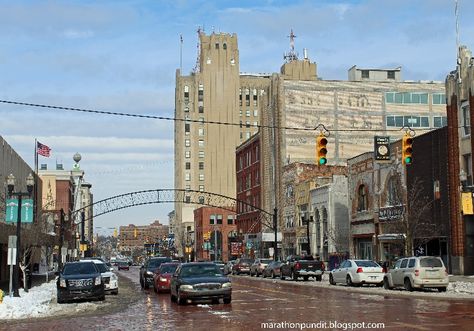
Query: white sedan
xmin=329 ymin=259 xmax=384 ymax=287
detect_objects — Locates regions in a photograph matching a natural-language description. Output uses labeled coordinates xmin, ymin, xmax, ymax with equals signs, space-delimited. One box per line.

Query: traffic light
xmin=402 ymin=134 xmax=413 ymax=165
xmin=316 ymin=134 xmax=328 ymax=165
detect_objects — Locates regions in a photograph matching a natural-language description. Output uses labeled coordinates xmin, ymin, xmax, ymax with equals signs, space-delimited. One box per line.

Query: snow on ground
xmin=0 ymin=280 xmax=99 ymax=320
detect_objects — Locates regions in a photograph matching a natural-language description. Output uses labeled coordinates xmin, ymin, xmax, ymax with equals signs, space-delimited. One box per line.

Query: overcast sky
xmin=1 ymin=0 xmax=473 ymax=235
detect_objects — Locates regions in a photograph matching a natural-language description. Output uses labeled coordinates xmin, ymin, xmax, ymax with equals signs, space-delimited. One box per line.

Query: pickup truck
xmin=280 ymin=255 xmax=325 ymax=281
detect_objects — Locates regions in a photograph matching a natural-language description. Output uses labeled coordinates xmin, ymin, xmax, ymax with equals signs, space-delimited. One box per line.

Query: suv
xmin=140 ymin=257 xmax=172 ymax=289
xmin=81 ymin=259 xmax=118 ymax=295
xmin=383 ymin=256 xmax=449 ymax=292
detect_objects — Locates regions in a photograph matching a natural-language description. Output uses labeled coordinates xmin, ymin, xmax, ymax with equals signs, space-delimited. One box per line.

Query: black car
xmin=170 ymin=262 xmax=232 ymax=305
xmin=57 ymin=261 xmax=105 ymax=304
xmin=140 ymin=257 xmax=172 ymax=289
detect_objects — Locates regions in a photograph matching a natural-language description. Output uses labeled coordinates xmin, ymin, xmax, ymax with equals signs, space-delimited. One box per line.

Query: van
xmin=383 ymin=256 xmax=449 ymax=292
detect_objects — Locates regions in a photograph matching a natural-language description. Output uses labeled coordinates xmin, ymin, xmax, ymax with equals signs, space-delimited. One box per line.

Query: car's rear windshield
xmin=181 ymin=264 xmax=222 ymax=277
xmin=420 ymin=257 xmax=443 ymax=268
xmin=149 ymin=258 xmax=171 ymax=268
xmin=118 ymin=261 xmax=128 ymax=265
xmin=355 ymin=260 xmax=380 ymax=267
xmin=160 ymin=264 xmax=178 ymax=274
xmin=63 ymin=263 xmax=97 ymax=275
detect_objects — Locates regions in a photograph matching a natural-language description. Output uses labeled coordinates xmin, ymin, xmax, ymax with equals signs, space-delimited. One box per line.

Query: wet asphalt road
xmin=4 ymin=266 xmax=474 ymax=331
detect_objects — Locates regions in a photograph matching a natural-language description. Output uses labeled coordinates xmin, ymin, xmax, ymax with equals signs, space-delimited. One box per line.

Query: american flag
xmin=37 ymin=141 xmax=51 ymax=157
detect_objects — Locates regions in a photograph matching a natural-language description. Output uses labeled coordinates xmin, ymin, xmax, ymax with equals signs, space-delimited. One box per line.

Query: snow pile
xmin=0 ymin=281 xmax=99 ymax=320
xmin=448 ymin=281 xmax=474 ymax=295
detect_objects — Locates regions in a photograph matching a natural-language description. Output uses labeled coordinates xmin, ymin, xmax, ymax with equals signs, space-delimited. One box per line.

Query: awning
xmin=377 ymin=233 xmax=406 ymax=241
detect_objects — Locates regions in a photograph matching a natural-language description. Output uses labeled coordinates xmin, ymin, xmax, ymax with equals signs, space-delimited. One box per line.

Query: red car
xmin=153 ymin=262 xmax=179 ymax=293
xmin=117 ymin=261 xmax=129 ymax=271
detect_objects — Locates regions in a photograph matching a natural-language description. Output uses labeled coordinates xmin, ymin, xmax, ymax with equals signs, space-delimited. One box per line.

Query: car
xmin=213 ymin=261 xmax=226 ymax=273
xmin=117 ymin=261 xmax=130 ymax=271
xmin=232 ymin=258 xmax=254 ymax=275
xmin=57 ymin=261 xmax=105 ymax=304
xmin=329 ymin=259 xmax=384 ymax=287
xmin=140 ymin=257 xmax=172 ymax=289
xmin=250 ymin=258 xmax=274 ymax=277
xmin=262 ymin=261 xmax=283 ymax=278
xmin=81 ymin=259 xmax=118 ymax=295
xmin=383 ymin=256 xmax=449 ymax=292
xmin=280 ymin=255 xmax=325 ymax=281
xmin=223 ymin=261 xmax=236 ymax=275
xmin=153 ymin=262 xmax=180 ymax=293
xmin=170 ymin=262 xmax=232 ymax=305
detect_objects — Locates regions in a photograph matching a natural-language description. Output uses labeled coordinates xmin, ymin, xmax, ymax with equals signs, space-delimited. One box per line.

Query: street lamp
xmin=7 ymin=173 xmax=34 ymax=297
xmin=300 ymin=211 xmax=313 ymax=256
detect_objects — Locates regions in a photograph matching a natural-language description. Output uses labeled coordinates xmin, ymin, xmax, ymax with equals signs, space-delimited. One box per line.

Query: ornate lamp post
xmin=7 ymin=173 xmax=34 ymax=297
xmin=300 ymin=211 xmax=314 ymax=256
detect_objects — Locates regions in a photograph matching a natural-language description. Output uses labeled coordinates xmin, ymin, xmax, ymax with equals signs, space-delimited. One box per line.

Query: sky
xmin=1 ymin=0 xmax=473 ymax=235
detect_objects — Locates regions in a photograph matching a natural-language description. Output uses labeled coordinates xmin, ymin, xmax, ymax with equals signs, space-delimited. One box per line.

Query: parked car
xmin=223 ymin=261 xmax=235 ymax=275
xmin=250 ymin=259 xmax=274 ymax=277
xmin=383 ymin=256 xmax=449 ymax=292
xmin=280 ymin=255 xmax=325 ymax=281
xmin=82 ymin=259 xmax=118 ymax=295
xmin=57 ymin=261 xmax=105 ymax=304
xmin=232 ymin=258 xmax=254 ymax=275
xmin=170 ymin=262 xmax=232 ymax=305
xmin=153 ymin=262 xmax=180 ymax=293
xmin=140 ymin=257 xmax=172 ymax=289
xmin=117 ymin=261 xmax=130 ymax=271
xmin=329 ymin=259 xmax=383 ymax=287
xmin=262 ymin=261 xmax=283 ymax=278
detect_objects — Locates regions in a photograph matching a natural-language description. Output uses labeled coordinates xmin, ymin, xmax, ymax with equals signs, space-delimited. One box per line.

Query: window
xmin=199 ymin=173 xmax=204 ymax=181
xmin=199 ymin=139 xmax=204 ymax=147
xmin=386 ymin=115 xmax=429 ymax=128
xmin=185 ymin=185 xmax=191 ymax=190
xmin=217 ymin=215 xmax=223 ymax=225
xmin=245 ymin=89 xmax=250 ymax=106
xmin=240 ymin=110 xmax=242 ymax=117
xmin=210 ymin=215 xmax=215 ymax=225
xmin=185 ymin=162 xmax=191 ymax=170
xmin=199 ymin=162 xmax=204 ymax=170
xmin=433 ymin=116 xmax=447 ymax=128
xmin=253 ymin=121 xmax=258 ymax=127
xmin=215 ymin=43 xmax=219 ymax=49
xmin=462 ymin=103 xmax=470 ymax=136
xmin=361 ymin=70 xmax=369 ymax=79
xmin=246 ymin=110 xmax=250 ymax=117
xmin=400 ymin=259 xmax=408 ymax=268
xmin=198 ymin=128 xmax=204 ymax=136
xmin=185 ymin=151 xmax=191 ymax=158
xmin=185 ymin=196 xmax=191 ymax=203
xmin=253 ymin=109 xmax=258 ymax=117
xmin=199 ymin=185 xmax=204 ymax=192
xmin=432 ymin=93 xmax=446 ymax=105
xmin=239 ymin=90 xmax=242 ymax=106
xmin=387 ymin=71 xmax=395 ymax=79
xmin=199 ymin=117 xmax=204 ymax=123
xmin=199 ymin=106 xmax=204 ymax=113
xmin=223 ymin=43 xmax=227 ymax=50
xmin=253 ymin=89 xmax=258 ymax=106
xmin=385 ymin=92 xmax=428 ymax=104
xmin=198 ymin=196 xmax=205 ymax=204
xmin=184 ymin=86 xmax=189 ymax=103
xmin=227 ymin=215 xmax=233 ymax=225
xmin=408 ymin=259 xmax=416 ymax=268
xmin=357 ymin=185 xmax=368 ymax=211
xmin=185 ymin=123 xmax=190 ymax=135
xmin=185 ymin=139 xmax=190 ymax=147
xmin=185 ymin=173 xmax=191 ymax=181
xmin=246 ymin=132 xmax=251 ymax=139
xmin=184 ymin=107 xmax=189 ymax=113
xmin=199 ymin=151 xmax=205 ymax=158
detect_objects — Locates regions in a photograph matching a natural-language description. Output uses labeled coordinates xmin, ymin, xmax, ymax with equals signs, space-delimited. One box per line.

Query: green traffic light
xmin=319 ymin=158 xmax=327 ymax=165
xmin=405 ymin=156 xmax=412 ymax=164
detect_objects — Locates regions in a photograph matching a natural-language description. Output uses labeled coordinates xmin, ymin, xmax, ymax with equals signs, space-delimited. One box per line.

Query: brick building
xmin=118 ymin=220 xmax=169 ymax=254
xmin=194 ymin=207 xmax=237 ymax=262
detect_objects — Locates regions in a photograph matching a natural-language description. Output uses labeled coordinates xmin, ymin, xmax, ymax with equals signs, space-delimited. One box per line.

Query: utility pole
xmin=273 ymin=208 xmax=278 ymax=261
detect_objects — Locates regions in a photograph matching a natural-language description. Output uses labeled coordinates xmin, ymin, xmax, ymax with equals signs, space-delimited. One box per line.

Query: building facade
xmin=118 ymin=220 xmax=169 ymax=255
xmin=194 ymin=207 xmax=237 ymax=262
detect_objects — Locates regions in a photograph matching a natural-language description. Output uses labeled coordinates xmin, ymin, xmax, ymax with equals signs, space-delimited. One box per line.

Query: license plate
xmin=370 ymin=276 xmax=377 ymax=279
xmin=308 ymin=265 xmax=313 ymax=268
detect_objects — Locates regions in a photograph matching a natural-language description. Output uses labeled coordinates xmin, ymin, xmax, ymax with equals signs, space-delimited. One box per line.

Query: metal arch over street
xmin=71 ymin=189 xmax=276 ymax=229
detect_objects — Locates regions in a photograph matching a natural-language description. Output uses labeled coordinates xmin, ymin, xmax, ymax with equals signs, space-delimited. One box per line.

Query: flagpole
xmin=34 ymin=139 xmax=38 ymax=224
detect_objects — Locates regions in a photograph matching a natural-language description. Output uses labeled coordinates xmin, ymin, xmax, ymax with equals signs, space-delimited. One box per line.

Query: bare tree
xmin=325 ymin=222 xmax=350 ymax=254
xmin=382 ymin=176 xmax=440 ymax=256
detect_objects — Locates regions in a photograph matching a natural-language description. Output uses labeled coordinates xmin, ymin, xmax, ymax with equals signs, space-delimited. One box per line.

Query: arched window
xmin=387 ymin=176 xmax=399 ymax=206
xmin=357 ymin=185 xmax=368 ymax=211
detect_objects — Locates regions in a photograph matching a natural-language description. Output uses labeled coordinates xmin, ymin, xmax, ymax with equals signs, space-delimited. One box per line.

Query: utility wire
xmin=0 ymin=99 xmax=440 ymax=133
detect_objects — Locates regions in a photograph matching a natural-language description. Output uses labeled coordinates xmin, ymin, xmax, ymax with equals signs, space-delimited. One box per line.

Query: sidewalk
xmin=449 ymin=275 xmax=474 ymax=283
xmin=0 ymin=272 xmax=56 ymax=295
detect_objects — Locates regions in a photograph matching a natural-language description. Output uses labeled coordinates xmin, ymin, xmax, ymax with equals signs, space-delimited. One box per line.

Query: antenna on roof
xmin=283 ymin=29 xmax=298 ymax=63
xmin=455 ymin=0 xmax=462 ymax=83
xmin=193 ymin=27 xmax=202 ymax=73
xmin=179 ymin=34 xmax=183 ymax=75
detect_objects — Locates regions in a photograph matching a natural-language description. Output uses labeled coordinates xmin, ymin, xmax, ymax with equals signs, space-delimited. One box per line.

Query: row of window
xmin=185 ymin=173 xmax=205 ymax=181
xmin=185 ymin=150 xmax=205 ymax=158
xmin=185 ymin=162 xmax=204 ymax=170
xmin=209 ymin=214 xmax=235 ymax=225
xmin=237 ymin=195 xmax=260 ymax=213
xmin=237 ymin=145 xmax=259 ymax=171
xmin=237 ymin=169 xmax=260 ymax=192
xmin=361 ymin=70 xmax=396 ymax=80
xmin=386 ymin=115 xmax=447 ymax=128
xmin=385 ymin=92 xmax=445 ymax=105
xmin=184 ymin=185 xmax=205 ymax=191
xmin=240 ymin=109 xmax=259 ymax=117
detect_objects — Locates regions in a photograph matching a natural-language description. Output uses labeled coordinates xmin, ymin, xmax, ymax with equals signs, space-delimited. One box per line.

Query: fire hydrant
xmin=0 ymin=289 xmax=4 ymax=303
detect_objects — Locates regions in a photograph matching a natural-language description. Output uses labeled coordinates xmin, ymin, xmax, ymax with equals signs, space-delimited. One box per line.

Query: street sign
xmin=374 ymin=136 xmax=391 ymax=162
xmin=7 ymin=248 xmax=16 ymax=265
xmin=5 ymin=198 xmax=34 ymax=223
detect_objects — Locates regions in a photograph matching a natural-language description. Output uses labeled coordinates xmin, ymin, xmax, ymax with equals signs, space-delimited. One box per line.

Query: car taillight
xmin=295 ymin=262 xmax=301 ymax=270
xmin=414 ymin=269 xmax=420 ymax=277
xmin=321 ymin=263 xmax=325 ymax=270
xmin=356 ymin=267 xmax=363 ymax=273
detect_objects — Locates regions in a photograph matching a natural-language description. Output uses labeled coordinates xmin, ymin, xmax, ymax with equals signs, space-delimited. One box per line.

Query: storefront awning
xmin=377 ymin=233 xmax=406 ymax=241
